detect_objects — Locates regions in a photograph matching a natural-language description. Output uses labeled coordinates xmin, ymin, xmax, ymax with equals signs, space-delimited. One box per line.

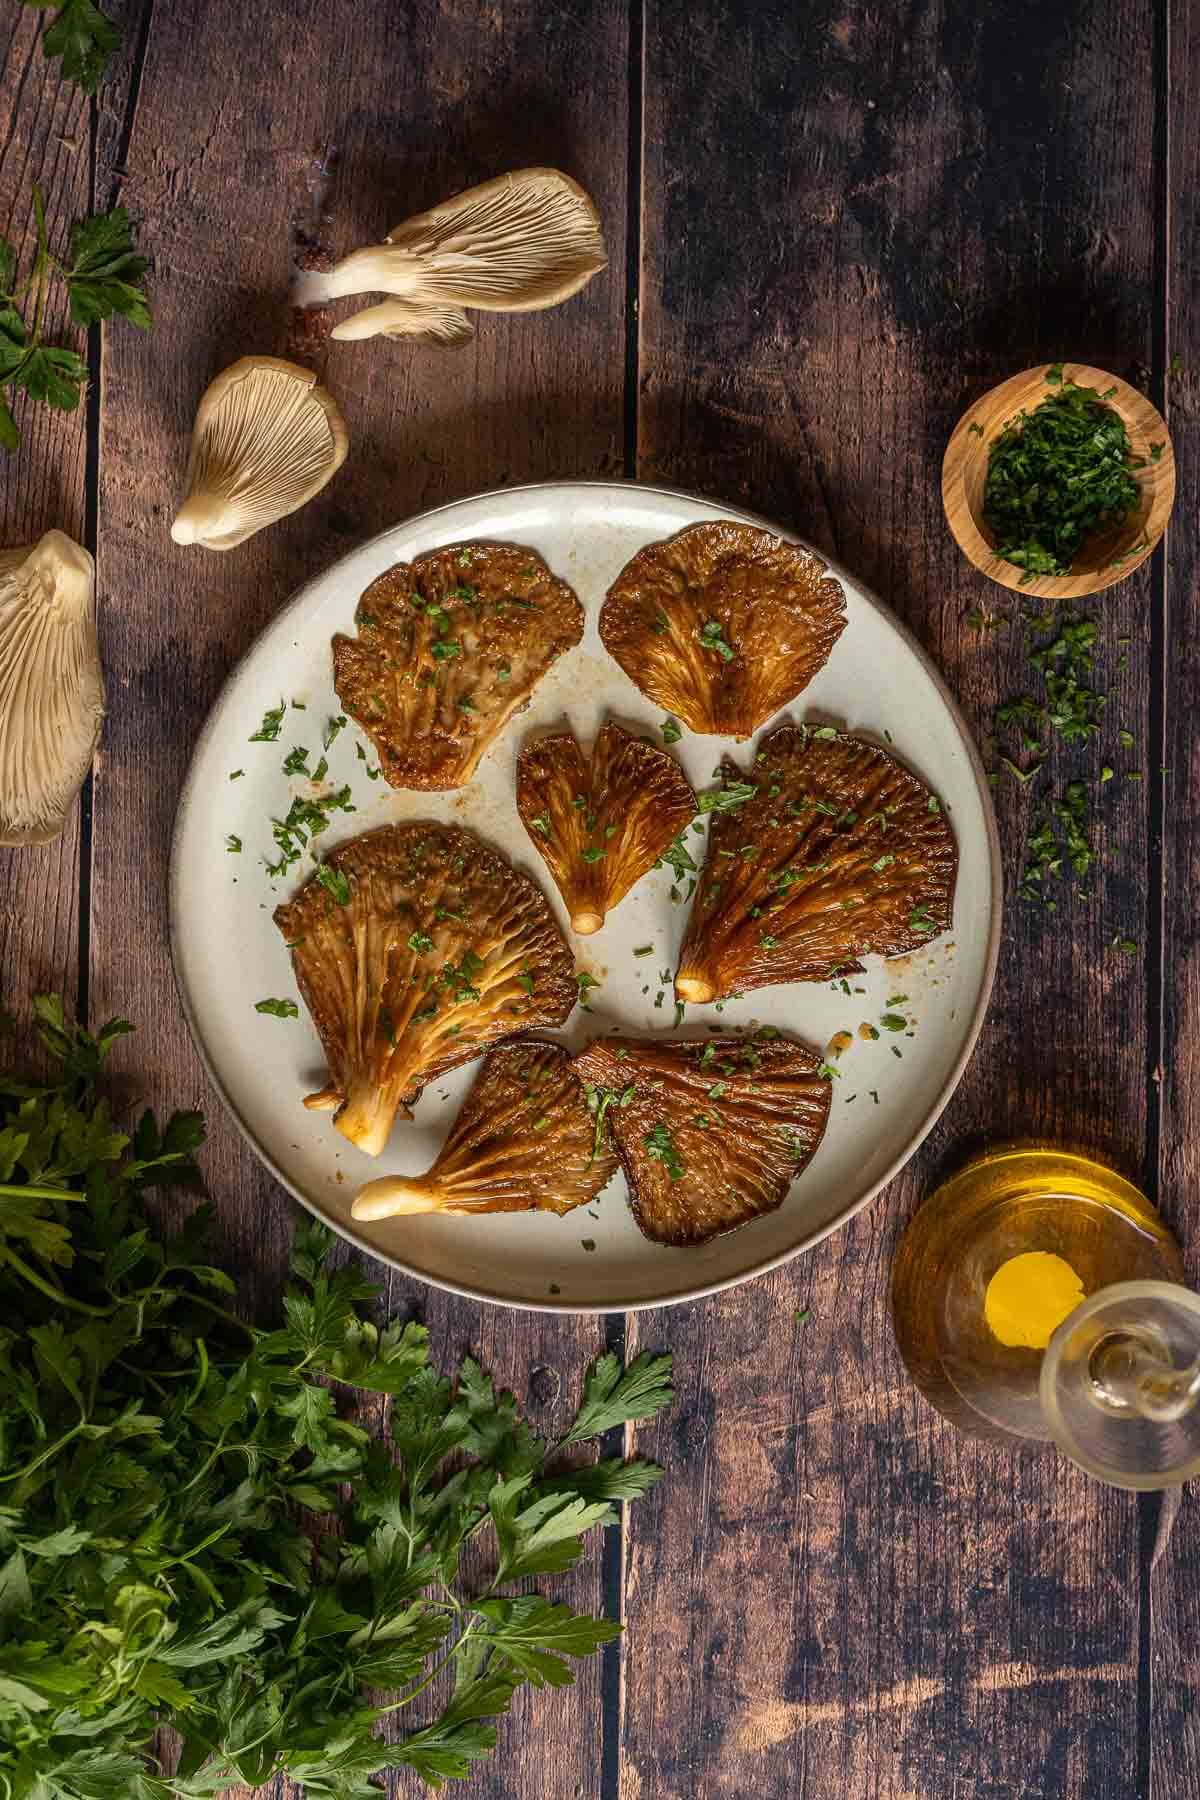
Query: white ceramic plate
xmin=171 ymin=481 xmax=1001 ymax=1312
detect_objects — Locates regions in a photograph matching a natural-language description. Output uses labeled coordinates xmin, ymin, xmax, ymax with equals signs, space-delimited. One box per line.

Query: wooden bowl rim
xmin=941 ymin=362 xmax=1176 ymax=598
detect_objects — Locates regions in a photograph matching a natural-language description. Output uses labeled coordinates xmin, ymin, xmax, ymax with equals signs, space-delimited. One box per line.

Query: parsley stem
xmin=375 ymin=1622 xmax=478 ymax=1714
xmin=0 ymin=1178 xmax=88 ymax=1202
xmin=0 ymin=1419 xmax=87 ymax=1485
xmin=1 ymin=1247 xmax=112 ymax=1316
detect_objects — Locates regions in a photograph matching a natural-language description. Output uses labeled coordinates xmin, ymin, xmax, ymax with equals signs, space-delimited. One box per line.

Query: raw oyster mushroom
xmin=273 ymin=822 xmax=576 ymax=1156
xmin=353 ymin=1040 xmax=617 ymax=1220
xmin=0 ymin=531 xmax=104 ymax=846
xmin=171 ymin=356 xmax=348 ymax=550
xmin=292 ymin=167 xmax=607 ymax=345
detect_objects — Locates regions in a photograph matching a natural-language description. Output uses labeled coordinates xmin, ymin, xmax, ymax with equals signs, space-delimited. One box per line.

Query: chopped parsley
xmin=225 ymin=835 xmax=241 ymax=854
xmin=255 ymin=997 xmax=298 ymax=1018
xmin=585 ymin=1080 xmax=635 ymax=1163
xmin=643 ymin=1120 xmax=685 ymax=1181
xmin=661 ymin=717 xmax=683 ymax=744
xmin=580 ymin=847 xmax=606 ymax=863
xmin=576 ymin=971 xmax=602 ymax=1010
xmin=265 ymin=785 xmax=355 ymax=878
xmin=249 ymin=700 xmax=286 ymax=742
xmin=656 ymin=833 xmax=697 ymax=882
xmin=698 ymin=779 xmax=756 ymax=814
xmin=983 ymin=375 xmax=1142 ymax=579
xmin=282 ymin=745 xmax=310 ymax=777
xmin=697 ymin=618 xmax=734 ymax=662
xmin=529 ymin=813 xmax=551 ymax=837
xmin=315 ymin=864 xmax=351 ymax=905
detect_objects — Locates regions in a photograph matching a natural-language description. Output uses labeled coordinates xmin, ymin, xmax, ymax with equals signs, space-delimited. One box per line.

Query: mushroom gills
xmin=350 ymin=1041 xmax=617 ymax=1220
xmin=274 ymin=822 xmax=577 ymax=1156
xmin=171 ymin=357 xmax=348 ymax=551
xmin=293 ymin=168 xmax=607 ymax=343
xmin=515 ymin=720 xmax=696 ymax=935
xmin=0 ymin=531 xmax=104 ymax=848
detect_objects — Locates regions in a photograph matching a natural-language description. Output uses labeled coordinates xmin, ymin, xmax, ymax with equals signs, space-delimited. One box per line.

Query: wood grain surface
xmin=90 ymin=2 xmax=628 ymax=1796
xmin=1152 ymin=0 xmax=1198 ymax=1793
xmin=0 ymin=0 xmax=1194 ymax=1796
xmin=0 ymin=12 xmax=90 ymax=1047
xmin=628 ymin=0 xmax=1161 ymax=1796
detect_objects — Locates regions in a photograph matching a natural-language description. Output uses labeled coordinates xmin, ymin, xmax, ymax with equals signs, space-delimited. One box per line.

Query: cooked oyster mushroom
xmin=573 ymin=1033 xmax=831 ymax=1247
xmin=599 ymin=522 xmax=846 ymax=739
xmin=675 ymin=723 xmax=957 ymax=1004
xmin=273 ymin=822 xmax=576 ymax=1155
xmin=352 ymin=1040 xmax=617 ymax=1220
xmin=516 ymin=721 xmax=696 ymax=934
xmin=333 ymin=543 xmax=583 ymax=790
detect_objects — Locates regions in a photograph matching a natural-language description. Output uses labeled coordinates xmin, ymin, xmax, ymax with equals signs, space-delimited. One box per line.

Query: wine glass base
xmin=891 ymin=1147 xmax=1183 ymax=1444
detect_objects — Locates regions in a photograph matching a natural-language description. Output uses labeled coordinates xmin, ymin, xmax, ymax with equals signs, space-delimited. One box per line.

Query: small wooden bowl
xmin=942 ymin=363 xmax=1175 ymax=598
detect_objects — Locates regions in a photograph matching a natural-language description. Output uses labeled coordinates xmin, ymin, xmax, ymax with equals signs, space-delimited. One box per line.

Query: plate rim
xmin=169 ymin=476 xmax=1003 ymax=1314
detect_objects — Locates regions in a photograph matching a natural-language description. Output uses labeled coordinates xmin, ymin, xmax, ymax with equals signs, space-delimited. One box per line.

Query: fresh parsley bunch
xmin=0 ymin=998 xmax=672 ymax=1797
xmin=0 ymin=190 xmax=150 ymax=451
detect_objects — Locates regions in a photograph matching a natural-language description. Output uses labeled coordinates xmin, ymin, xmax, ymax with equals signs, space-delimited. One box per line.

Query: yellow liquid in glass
xmin=892 ymin=1146 xmax=1184 ymax=1442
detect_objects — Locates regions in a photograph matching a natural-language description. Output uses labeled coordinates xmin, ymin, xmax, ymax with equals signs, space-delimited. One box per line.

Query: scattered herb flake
xmin=249 ymin=699 xmax=286 ymax=742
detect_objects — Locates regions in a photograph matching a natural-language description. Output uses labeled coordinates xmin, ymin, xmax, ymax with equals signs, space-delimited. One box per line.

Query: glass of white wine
xmin=892 ymin=1145 xmax=1200 ymax=1488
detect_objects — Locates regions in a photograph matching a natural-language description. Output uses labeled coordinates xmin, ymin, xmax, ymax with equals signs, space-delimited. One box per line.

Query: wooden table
xmin=1 ymin=1 xmax=1196 ymax=1794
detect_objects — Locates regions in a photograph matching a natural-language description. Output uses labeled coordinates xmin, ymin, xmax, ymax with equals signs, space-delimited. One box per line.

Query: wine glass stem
xmin=1090 ymin=1335 xmax=1200 ymax=1423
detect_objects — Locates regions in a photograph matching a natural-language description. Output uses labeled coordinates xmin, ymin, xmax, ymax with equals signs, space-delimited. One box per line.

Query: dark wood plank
xmin=1151 ymin=0 xmax=1200 ymax=1792
xmin=0 ymin=13 xmax=90 ymax=1037
xmin=91 ymin=2 xmax=628 ymax=1793
xmin=628 ymin=2 xmax=1157 ymax=1793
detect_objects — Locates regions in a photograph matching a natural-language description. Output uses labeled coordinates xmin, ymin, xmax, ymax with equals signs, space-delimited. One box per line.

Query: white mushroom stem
xmin=352 ymin=1176 xmax=445 ymax=1221
xmin=0 ymin=531 xmax=103 ymax=848
xmin=294 ymin=168 xmax=607 ymax=345
xmin=171 ymin=357 xmax=349 ymax=551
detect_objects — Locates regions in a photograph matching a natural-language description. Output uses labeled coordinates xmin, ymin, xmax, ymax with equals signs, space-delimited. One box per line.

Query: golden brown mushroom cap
xmin=273 ymin=822 xmax=576 ymax=1156
xmin=352 ymin=1040 xmax=617 ymax=1220
xmin=675 ymin=723 xmax=958 ymax=1005
xmin=516 ymin=721 xmax=696 ymax=934
xmin=573 ymin=1032 xmax=831 ymax=1247
xmin=332 ymin=543 xmax=583 ymax=792
xmin=599 ymin=522 xmax=847 ymax=740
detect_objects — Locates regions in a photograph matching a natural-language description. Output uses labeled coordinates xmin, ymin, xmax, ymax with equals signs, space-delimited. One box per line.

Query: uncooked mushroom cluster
xmin=171 ymin=169 xmax=607 ymax=552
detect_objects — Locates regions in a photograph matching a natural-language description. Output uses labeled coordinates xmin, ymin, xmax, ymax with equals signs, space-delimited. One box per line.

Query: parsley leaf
xmin=26 ymin=0 xmax=121 ymax=94
xmin=65 ymin=207 xmax=150 ymax=327
xmin=0 ymin=996 xmax=674 ymax=1800
xmin=697 ymin=617 xmax=735 ymax=662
